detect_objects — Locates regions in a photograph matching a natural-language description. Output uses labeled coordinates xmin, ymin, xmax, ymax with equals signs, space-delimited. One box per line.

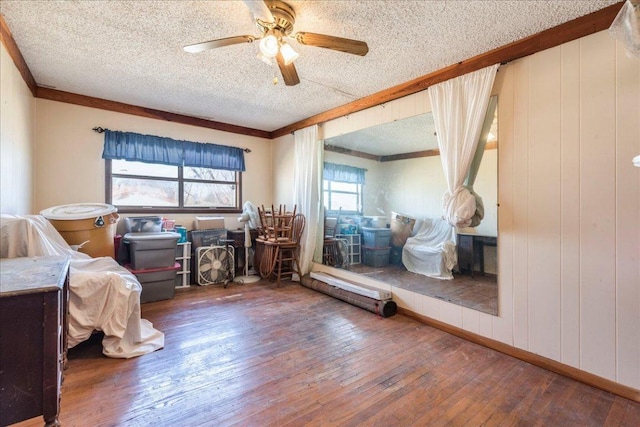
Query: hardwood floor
xmin=347 ymin=263 xmax=498 ymax=315
xmin=13 ymin=281 xmax=640 ymax=427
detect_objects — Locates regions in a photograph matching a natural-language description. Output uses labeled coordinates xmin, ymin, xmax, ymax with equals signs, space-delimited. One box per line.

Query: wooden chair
xmin=256 ymin=204 xmax=297 ymax=280
xmin=258 ymin=204 xmax=296 ymax=242
xmin=262 ymin=213 xmax=306 ymax=286
xmin=323 ymin=207 xmax=342 ymax=238
xmin=323 ymin=207 xmax=344 ymax=265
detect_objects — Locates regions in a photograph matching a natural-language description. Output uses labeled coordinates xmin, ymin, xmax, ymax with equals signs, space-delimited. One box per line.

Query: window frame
xmin=323 ymin=178 xmax=363 ymax=216
xmin=105 ymin=159 xmax=242 ymax=214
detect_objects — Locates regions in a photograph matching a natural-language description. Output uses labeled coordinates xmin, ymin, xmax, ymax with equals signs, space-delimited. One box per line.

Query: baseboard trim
xmin=398 ymin=307 xmax=640 ymax=403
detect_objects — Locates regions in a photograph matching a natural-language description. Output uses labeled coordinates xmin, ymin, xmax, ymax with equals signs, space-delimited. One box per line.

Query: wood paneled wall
xmin=310 ymin=30 xmax=640 ymax=390
xmin=499 ymin=30 xmax=639 ymax=389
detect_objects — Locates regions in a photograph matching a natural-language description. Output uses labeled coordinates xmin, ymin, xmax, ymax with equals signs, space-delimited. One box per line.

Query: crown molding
xmin=36 ymin=87 xmax=272 ymax=139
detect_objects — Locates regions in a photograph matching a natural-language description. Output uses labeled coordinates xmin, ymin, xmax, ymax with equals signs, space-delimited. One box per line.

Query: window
xmin=106 ymin=159 xmax=241 ymax=213
xmin=323 ymin=162 xmax=365 ymax=215
xmin=323 ymin=179 xmax=362 ymax=215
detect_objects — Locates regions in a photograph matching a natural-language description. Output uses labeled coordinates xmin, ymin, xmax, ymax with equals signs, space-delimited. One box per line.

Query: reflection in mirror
xmin=320 ymin=97 xmax=498 ymax=315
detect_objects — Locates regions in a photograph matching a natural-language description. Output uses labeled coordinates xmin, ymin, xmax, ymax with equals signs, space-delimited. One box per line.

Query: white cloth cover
xmin=429 ymin=65 xmax=498 ymax=228
xmin=0 ymin=214 xmax=164 ymax=358
xmin=293 ymin=125 xmax=323 ymax=275
xmin=402 ymin=218 xmax=457 ymax=280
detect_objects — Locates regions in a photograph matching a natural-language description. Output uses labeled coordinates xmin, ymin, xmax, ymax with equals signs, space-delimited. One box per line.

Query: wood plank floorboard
xmin=347 ymin=264 xmax=498 ymax=315
xmin=11 ymin=280 xmax=640 ymax=427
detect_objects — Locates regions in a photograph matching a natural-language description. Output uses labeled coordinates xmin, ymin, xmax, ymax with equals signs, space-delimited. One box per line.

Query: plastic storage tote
xmin=123 ymin=232 xmax=180 ymax=270
xmin=362 ymin=246 xmax=391 ymax=267
xmin=361 ymin=227 xmax=391 ymax=248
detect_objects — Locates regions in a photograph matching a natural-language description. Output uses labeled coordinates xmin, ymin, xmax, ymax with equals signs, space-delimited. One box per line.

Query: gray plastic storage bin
xmin=362 ymin=246 xmax=391 ymax=267
xmin=189 ymin=228 xmax=228 ymax=249
xmin=128 ymin=263 xmax=179 ymax=303
xmin=361 ymin=227 xmax=391 ymax=248
xmin=124 ymin=232 xmax=180 ymax=270
xmin=124 ymin=216 xmax=163 ymax=233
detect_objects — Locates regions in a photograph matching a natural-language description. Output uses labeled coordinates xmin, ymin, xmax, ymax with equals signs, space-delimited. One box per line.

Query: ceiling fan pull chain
xmin=272 ymin=60 xmax=279 ymax=85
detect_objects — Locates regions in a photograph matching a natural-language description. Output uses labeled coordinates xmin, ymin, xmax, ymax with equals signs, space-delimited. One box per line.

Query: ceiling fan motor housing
xmin=258 ymin=0 xmax=296 ymax=37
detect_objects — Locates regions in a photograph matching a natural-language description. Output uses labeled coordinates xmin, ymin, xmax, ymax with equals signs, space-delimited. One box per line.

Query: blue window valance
xmin=102 ymin=130 xmax=246 ymax=171
xmin=323 ymin=162 xmax=366 ymax=184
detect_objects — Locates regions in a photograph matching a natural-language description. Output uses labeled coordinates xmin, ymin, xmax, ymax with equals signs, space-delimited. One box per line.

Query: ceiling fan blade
xmin=295 ymin=32 xmax=369 ymax=56
xmin=243 ymin=0 xmax=275 ymax=24
xmin=276 ymin=52 xmax=300 ymax=86
xmin=184 ymin=35 xmax=256 ymax=53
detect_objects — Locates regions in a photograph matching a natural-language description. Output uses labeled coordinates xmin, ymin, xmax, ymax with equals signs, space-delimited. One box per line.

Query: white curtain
xmin=293 ymin=125 xmax=323 ymax=276
xmin=429 ymin=65 xmax=499 ymax=228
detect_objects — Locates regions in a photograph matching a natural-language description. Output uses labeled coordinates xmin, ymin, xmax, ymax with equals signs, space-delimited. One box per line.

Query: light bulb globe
xmin=259 ymin=34 xmax=279 ymax=58
xmin=280 ymin=42 xmax=299 ymax=65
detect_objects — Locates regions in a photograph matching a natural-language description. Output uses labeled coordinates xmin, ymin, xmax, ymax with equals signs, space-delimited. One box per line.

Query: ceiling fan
xmin=183 ymin=0 xmax=369 ymax=86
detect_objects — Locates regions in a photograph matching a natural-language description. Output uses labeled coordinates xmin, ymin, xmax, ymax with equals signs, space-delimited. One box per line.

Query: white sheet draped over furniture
xmin=0 ymin=214 xmax=164 ymax=358
xmin=402 ymin=218 xmax=457 ymax=280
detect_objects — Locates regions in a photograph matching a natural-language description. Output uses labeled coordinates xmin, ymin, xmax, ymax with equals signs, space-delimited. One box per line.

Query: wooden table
xmin=457 ymin=233 xmax=497 ymax=277
xmin=0 ymin=256 xmax=70 ymax=427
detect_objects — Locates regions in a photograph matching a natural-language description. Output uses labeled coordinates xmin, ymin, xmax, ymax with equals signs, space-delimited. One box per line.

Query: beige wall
xmin=0 ymin=43 xmax=35 ymax=215
xmin=34 ymin=99 xmax=273 ymax=231
xmin=295 ymin=30 xmax=640 ymax=389
xmin=272 ymin=133 xmax=296 ymax=208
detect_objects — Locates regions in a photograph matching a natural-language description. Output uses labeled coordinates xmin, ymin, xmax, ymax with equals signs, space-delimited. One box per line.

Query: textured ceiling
xmin=0 ymin=0 xmax=619 ymax=133
xmin=325 ymin=113 xmax=438 ymax=156
xmin=324 ymin=102 xmax=497 ymax=157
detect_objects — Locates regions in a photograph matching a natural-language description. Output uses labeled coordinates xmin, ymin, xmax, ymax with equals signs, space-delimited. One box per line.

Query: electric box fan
xmin=197 ymin=246 xmax=234 ymax=286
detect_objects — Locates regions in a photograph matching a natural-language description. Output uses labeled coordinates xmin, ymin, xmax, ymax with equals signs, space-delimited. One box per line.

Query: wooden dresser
xmin=0 ymin=256 xmax=70 ymax=427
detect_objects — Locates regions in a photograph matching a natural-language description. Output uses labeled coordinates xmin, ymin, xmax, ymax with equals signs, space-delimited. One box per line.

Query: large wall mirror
xmin=317 ymin=97 xmax=498 ymax=315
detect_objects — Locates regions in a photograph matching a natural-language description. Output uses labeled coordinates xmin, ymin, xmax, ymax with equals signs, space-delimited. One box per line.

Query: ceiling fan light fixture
xmin=280 ymin=42 xmax=299 ymax=65
xmin=259 ymin=33 xmax=279 ymax=58
xmin=256 ymin=51 xmax=273 ymax=66
xmin=185 ymin=0 xmax=368 ymax=87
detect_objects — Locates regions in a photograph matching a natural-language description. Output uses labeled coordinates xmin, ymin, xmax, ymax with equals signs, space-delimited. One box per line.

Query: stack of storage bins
xmin=361 ymin=227 xmax=391 ymax=267
xmin=122 ymin=217 xmax=180 ymax=303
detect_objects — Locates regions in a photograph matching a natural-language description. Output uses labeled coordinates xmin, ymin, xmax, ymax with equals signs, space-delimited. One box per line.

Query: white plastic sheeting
xmin=609 ymin=0 xmax=640 ymax=59
xmin=0 ymin=214 xmax=164 ymax=358
xmin=402 ymin=218 xmax=457 ymax=280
